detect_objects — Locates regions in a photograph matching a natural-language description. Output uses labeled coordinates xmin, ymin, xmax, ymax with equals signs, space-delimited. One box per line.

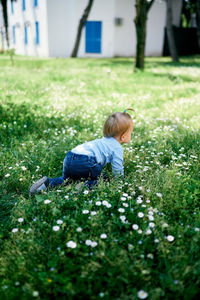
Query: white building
xmin=1 ymin=0 xmax=182 ymax=58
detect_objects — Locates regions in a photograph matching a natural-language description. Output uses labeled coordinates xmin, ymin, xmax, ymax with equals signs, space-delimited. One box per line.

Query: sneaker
xmin=29 ymin=176 xmax=49 ymax=195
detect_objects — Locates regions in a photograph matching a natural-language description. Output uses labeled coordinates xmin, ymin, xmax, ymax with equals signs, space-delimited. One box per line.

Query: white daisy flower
xmin=156 ymin=193 xmax=163 ymax=198
xmin=18 ymin=218 xmax=24 ymax=223
xmin=21 ymin=166 xmax=27 ymax=171
xmin=91 ymin=211 xmax=97 ymax=216
xmin=138 ymin=212 xmax=144 ymax=218
xmin=12 ymin=228 xmax=18 ymax=233
xmin=56 ymin=220 xmax=63 ymax=225
xmin=76 ymin=227 xmax=82 ymax=232
xmin=118 ymin=208 xmax=125 ymax=213
xmin=132 ymin=224 xmax=139 ymax=230
xmin=137 ymin=290 xmax=148 ymax=299
xmin=166 ymin=235 xmax=174 ymax=242
xmin=100 ymin=234 xmax=107 ymax=239
xmin=44 ymin=199 xmax=51 ymax=204
xmin=95 ymin=201 xmax=101 ymax=206
xmin=52 ymin=226 xmax=60 ymax=232
xmin=5 ymin=174 xmax=10 ymax=178
xmin=85 ymin=239 xmax=92 ymax=246
xmin=82 ymin=210 xmax=89 ymax=214
xmin=33 ymin=291 xmax=39 ymax=297
xmin=66 ymin=241 xmax=77 ymax=248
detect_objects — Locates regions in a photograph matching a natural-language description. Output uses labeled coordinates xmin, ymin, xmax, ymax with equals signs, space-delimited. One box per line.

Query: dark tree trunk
xmin=197 ymin=0 xmax=200 ymax=50
xmin=166 ymin=0 xmax=179 ymax=62
xmin=71 ymin=0 xmax=94 ymax=57
xmin=134 ymin=0 xmax=155 ymax=70
xmin=1 ymin=0 xmax=9 ymax=47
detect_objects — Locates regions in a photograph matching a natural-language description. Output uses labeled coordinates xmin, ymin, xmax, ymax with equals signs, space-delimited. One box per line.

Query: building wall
xmin=114 ymin=0 xmax=166 ymax=57
xmin=8 ymin=0 xmax=49 ymax=56
xmin=46 ymin=0 xmax=69 ymax=57
xmin=146 ymin=0 xmax=166 ymax=56
xmin=66 ymin=0 xmax=115 ymax=58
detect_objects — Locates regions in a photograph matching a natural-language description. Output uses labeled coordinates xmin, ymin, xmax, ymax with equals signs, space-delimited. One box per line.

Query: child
xmin=29 ymin=109 xmax=134 ymax=195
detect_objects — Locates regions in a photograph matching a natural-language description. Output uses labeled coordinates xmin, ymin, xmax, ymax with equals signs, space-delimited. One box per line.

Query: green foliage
xmin=0 ymin=55 xmax=200 ymax=299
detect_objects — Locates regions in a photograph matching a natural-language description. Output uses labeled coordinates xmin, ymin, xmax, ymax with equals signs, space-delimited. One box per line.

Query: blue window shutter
xmin=12 ymin=26 xmax=16 ymax=44
xmin=22 ymin=0 xmax=26 ymax=11
xmin=85 ymin=21 xmax=102 ymax=53
xmin=11 ymin=1 xmax=14 ymax=14
xmin=24 ymin=26 xmax=28 ymax=44
xmin=35 ymin=22 xmax=39 ymax=44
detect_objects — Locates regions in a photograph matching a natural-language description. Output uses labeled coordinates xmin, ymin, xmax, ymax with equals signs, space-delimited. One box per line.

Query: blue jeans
xmin=48 ymin=151 xmax=103 ymax=189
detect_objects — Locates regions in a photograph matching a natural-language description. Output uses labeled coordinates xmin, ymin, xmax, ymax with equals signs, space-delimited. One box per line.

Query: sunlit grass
xmin=0 ymin=55 xmax=200 ymax=299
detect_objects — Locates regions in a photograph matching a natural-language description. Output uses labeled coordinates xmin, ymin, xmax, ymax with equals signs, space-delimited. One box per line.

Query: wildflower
xmin=5 ymin=174 xmax=10 ymax=178
xmin=138 ymin=229 xmax=143 ymax=234
xmin=85 ymin=239 xmax=92 ymax=246
xmin=91 ymin=241 xmax=98 ymax=247
xmin=66 ymin=241 xmax=77 ymax=248
xmin=33 ymin=291 xmax=39 ymax=297
xmin=52 ymin=226 xmax=60 ymax=232
xmin=76 ymin=227 xmax=82 ymax=232
xmin=154 ymin=238 xmax=159 ymax=243
xmin=132 ymin=224 xmax=139 ymax=230
xmin=118 ymin=208 xmax=125 ymax=213
xmin=12 ymin=228 xmax=18 ymax=233
xmin=137 ymin=290 xmax=148 ymax=299
xmin=64 ymin=195 xmax=69 ymax=200
xmin=166 ymin=235 xmax=174 ymax=242
xmin=120 ymin=215 xmax=126 ymax=223
xmin=21 ymin=166 xmax=27 ymax=171
xmin=138 ymin=212 xmax=144 ymax=218
xmin=44 ymin=199 xmax=51 ymax=204
xmin=18 ymin=218 xmax=24 ymax=223
xmin=156 ymin=193 xmax=163 ymax=198
xmin=82 ymin=210 xmax=89 ymax=214
xmin=56 ymin=220 xmax=63 ymax=225
xmin=121 ymin=197 xmax=126 ymax=201
xmin=91 ymin=211 xmax=97 ymax=216
xmin=84 ymin=190 xmax=89 ymax=195
xmin=148 ymin=222 xmax=155 ymax=228
xmin=99 ymin=292 xmax=105 ymax=298
xmin=147 ymin=253 xmax=154 ymax=259
xmin=102 ymin=200 xmax=109 ymax=206
xmin=146 ymin=229 xmax=152 ymax=235
xmin=100 ymin=234 xmax=107 ymax=239
xmin=95 ymin=201 xmax=101 ymax=206
xmin=123 ymin=203 xmax=129 ymax=207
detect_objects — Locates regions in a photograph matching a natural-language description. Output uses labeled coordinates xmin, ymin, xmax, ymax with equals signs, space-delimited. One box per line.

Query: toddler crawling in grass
xmin=30 ymin=109 xmax=134 ymax=195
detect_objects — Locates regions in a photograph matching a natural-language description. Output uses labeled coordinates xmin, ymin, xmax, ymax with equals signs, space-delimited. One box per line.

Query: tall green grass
xmin=0 ymin=55 xmax=200 ymax=299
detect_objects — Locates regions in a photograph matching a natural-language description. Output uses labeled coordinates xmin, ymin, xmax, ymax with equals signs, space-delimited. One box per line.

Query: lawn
xmin=0 ymin=55 xmax=200 ymax=300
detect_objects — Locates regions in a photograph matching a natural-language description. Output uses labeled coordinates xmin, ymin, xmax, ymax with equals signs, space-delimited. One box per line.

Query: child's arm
xmin=111 ymin=149 xmax=124 ymax=177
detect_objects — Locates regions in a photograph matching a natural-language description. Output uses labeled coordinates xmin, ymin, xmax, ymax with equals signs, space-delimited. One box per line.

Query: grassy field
xmin=0 ymin=55 xmax=200 ymax=300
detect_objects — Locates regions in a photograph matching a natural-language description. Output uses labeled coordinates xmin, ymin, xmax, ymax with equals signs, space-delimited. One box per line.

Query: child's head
xmin=103 ymin=110 xmax=134 ymax=143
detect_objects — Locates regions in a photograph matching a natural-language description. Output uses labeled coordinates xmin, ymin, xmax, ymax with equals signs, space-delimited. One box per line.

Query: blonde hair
xmin=103 ymin=109 xmax=134 ymax=137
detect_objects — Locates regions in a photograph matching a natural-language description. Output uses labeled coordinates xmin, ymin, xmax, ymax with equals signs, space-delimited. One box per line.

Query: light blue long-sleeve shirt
xmin=71 ymin=137 xmax=124 ymax=176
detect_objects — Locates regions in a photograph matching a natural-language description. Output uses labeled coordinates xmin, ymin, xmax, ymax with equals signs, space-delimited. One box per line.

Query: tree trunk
xmin=197 ymin=0 xmax=200 ymax=50
xmin=134 ymin=0 xmax=155 ymax=70
xmin=166 ymin=0 xmax=179 ymax=62
xmin=1 ymin=0 xmax=9 ymax=47
xmin=71 ymin=0 xmax=94 ymax=57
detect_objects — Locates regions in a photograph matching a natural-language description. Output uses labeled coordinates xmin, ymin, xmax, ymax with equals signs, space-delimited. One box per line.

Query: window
xmin=34 ymin=0 xmax=38 ymax=7
xmin=35 ymin=22 xmax=39 ymax=44
xmin=85 ymin=21 xmax=102 ymax=53
xmin=22 ymin=0 xmax=26 ymax=11
xmin=24 ymin=26 xmax=28 ymax=44
xmin=12 ymin=26 xmax=16 ymax=44
xmin=11 ymin=1 xmax=14 ymax=14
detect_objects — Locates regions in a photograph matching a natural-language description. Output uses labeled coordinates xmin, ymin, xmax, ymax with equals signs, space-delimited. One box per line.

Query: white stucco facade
xmin=1 ymin=0 xmax=182 ymax=58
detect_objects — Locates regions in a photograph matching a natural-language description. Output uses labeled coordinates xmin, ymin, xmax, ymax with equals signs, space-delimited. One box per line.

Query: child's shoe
xmin=29 ymin=176 xmax=49 ymax=195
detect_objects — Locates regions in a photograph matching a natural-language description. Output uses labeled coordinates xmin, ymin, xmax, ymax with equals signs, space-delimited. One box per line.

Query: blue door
xmin=85 ymin=21 xmax=102 ymax=53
